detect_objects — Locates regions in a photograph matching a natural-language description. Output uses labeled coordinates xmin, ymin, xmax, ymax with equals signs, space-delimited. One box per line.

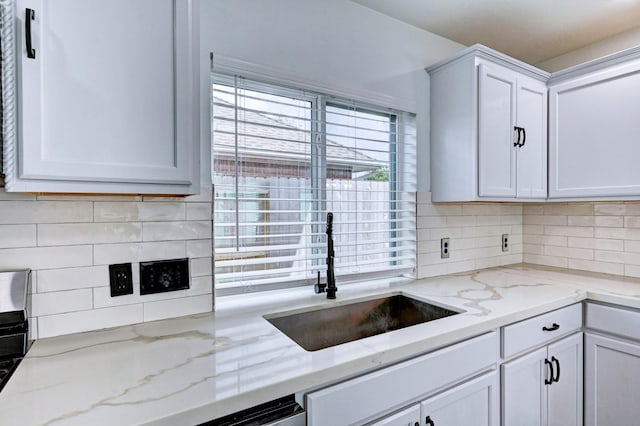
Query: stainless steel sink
xmin=265 ymin=294 xmax=460 ymax=351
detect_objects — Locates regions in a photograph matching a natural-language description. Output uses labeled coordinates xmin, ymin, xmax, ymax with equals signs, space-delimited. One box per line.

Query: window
xmin=212 ymin=74 xmax=416 ymax=295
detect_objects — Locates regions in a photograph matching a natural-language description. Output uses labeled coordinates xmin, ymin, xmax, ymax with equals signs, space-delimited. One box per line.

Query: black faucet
xmin=314 ymin=212 xmax=337 ymax=299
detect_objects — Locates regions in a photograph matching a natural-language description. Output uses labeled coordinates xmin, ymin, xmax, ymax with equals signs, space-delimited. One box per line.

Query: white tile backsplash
xmin=523 ymin=201 xmax=640 ymax=278
xmin=93 ymin=241 xmax=187 ymax=265
xmin=31 ymin=289 xmax=93 ymax=317
xmin=416 ymin=192 xmax=523 ymax=279
xmin=16 ymin=186 xmax=640 ymax=338
xmin=37 ymin=222 xmax=143 ymax=246
xmin=93 ymin=202 xmax=186 ymax=222
xmin=0 ymin=201 xmax=93 ymax=224
xmin=38 ymin=305 xmax=144 ymax=338
xmin=0 ymin=245 xmax=94 ymax=270
xmin=142 ymin=221 xmax=211 ymax=241
xmin=0 ymin=188 xmax=212 ymax=338
xmin=37 ymin=266 xmax=109 ymax=292
xmin=0 ymin=225 xmax=37 ymax=248
xmin=142 ymin=294 xmax=212 ymax=322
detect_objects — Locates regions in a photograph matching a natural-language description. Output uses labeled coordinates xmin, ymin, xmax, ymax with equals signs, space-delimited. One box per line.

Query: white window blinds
xmin=212 ymin=74 xmax=416 ymax=296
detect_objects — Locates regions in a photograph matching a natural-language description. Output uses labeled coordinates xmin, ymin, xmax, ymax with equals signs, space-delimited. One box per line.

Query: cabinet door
xmin=585 ymin=333 xmax=640 ymax=426
xmin=478 ymin=63 xmax=517 ymax=198
xmin=12 ymin=0 xmax=198 ymax=194
xmin=549 ymin=59 xmax=640 ymax=198
xmin=547 ymin=333 xmax=582 ymax=426
xmin=502 ymin=347 xmax=547 ymax=426
xmin=420 ymin=372 xmax=498 ymax=426
xmin=370 ymin=404 xmax=420 ymax=426
xmin=515 ymin=77 xmax=547 ymax=199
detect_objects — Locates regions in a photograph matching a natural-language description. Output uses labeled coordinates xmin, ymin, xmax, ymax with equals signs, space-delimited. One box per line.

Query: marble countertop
xmin=3 ymin=264 xmax=640 ymax=425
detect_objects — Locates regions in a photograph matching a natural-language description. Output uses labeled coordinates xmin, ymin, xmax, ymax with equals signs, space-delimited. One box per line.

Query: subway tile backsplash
xmin=416 ymin=192 xmax=523 ymax=279
xmin=7 ymin=184 xmax=640 ymax=340
xmin=523 ymin=202 xmax=640 ymax=277
xmin=0 ymin=186 xmax=213 ymax=339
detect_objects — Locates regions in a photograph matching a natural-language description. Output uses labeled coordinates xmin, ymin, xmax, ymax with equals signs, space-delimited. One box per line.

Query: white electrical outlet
xmin=441 ymin=238 xmax=450 ymax=259
xmin=502 ymin=234 xmax=509 ymax=252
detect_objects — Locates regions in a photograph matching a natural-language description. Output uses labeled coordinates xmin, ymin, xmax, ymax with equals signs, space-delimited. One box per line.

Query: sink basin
xmin=265 ymin=294 xmax=460 ymax=351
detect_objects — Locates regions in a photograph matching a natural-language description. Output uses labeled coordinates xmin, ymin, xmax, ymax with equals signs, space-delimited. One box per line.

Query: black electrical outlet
xmin=140 ymin=258 xmax=189 ymax=295
xmin=109 ymin=263 xmax=133 ymax=297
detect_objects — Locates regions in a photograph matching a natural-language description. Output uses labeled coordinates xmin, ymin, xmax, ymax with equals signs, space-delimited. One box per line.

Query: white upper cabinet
xmin=428 ymin=45 xmax=548 ymax=202
xmin=6 ymin=0 xmax=199 ymax=194
xmin=548 ymin=48 xmax=640 ymax=199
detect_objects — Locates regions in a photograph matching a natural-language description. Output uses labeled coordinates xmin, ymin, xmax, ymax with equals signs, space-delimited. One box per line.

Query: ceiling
xmin=351 ymin=0 xmax=640 ymax=65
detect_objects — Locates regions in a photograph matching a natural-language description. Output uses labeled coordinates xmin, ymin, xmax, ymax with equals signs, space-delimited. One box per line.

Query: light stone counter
xmin=2 ymin=264 xmax=640 ymax=425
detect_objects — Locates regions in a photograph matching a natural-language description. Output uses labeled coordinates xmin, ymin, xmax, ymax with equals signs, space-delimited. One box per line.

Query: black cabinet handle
xmin=414 ymin=423 xmax=420 ymax=426
xmin=513 ymin=126 xmax=521 ymax=147
xmin=520 ymin=127 xmax=526 ymax=147
xmin=542 ymin=323 xmax=560 ymax=332
xmin=26 ymin=8 xmax=36 ymax=59
xmin=425 ymin=416 xmax=435 ymax=426
xmin=552 ymin=356 xmax=560 ymax=383
xmin=544 ymin=358 xmax=554 ymax=385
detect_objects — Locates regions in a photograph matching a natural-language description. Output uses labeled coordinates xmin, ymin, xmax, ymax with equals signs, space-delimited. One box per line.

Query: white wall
xmin=537 ymin=26 xmax=640 ymax=72
xmin=199 ymin=0 xmax=464 ymax=192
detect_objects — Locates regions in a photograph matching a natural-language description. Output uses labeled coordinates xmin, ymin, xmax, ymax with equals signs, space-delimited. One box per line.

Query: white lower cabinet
xmin=305 ymin=332 xmax=497 ymax=426
xmin=500 ymin=304 xmax=583 ymax=426
xmin=369 ymin=372 xmax=498 ymax=426
xmin=501 ymin=333 xmax=582 ymax=426
xmin=585 ymin=302 xmax=640 ymax=425
xmin=369 ymin=404 xmax=420 ymax=426
xmin=584 ymin=333 xmax=640 ymax=426
xmin=420 ymin=372 xmax=498 ymax=426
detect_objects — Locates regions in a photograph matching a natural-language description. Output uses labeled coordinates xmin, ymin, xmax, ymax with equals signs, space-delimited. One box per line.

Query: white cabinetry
xmin=585 ymin=302 xmax=640 ymax=425
xmin=420 ymin=372 xmax=498 ymax=426
xmin=501 ymin=304 xmax=583 ymax=426
xmin=548 ymin=48 xmax=640 ymax=199
xmin=6 ymin=0 xmax=199 ymax=194
xmin=427 ymin=44 xmax=548 ymax=202
xmin=305 ymin=332 xmax=497 ymax=426
xmin=370 ymin=405 xmax=420 ymax=426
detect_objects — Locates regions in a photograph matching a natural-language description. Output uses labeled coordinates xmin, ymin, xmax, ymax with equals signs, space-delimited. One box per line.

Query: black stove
xmin=0 ymin=270 xmax=30 ymax=393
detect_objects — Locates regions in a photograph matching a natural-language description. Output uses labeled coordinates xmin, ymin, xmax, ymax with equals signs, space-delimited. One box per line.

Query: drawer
xmin=501 ymin=304 xmax=582 ymax=358
xmin=586 ymin=302 xmax=640 ymax=342
xmin=306 ymin=332 xmax=497 ymax=426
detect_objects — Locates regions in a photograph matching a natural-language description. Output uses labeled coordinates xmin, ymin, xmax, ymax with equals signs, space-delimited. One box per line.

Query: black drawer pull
xmin=542 ymin=323 xmax=560 ymax=332
xmin=26 ymin=8 xmax=36 ymax=59
xmin=425 ymin=416 xmax=435 ymax=426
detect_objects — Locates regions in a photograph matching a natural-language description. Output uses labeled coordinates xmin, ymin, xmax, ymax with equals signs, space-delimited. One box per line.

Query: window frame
xmin=211 ymin=73 xmax=416 ymax=296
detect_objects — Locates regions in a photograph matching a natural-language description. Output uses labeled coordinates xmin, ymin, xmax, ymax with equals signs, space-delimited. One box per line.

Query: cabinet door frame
xmin=421 ymin=371 xmax=499 ymax=426
xmin=477 ymin=63 xmax=518 ymax=198
xmin=369 ymin=404 xmax=420 ymax=426
xmin=547 ymin=333 xmax=583 ymax=426
xmin=585 ymin=332 xmax=640 ymax=426
xmin=515 ymin=77 xmax=547 ymax=199
xmin=501 ymin=346 xmax=547 ymax=426
xmin=548 ymin=58 xmax=640 ymax=199
xmin=7 ymin=0 xmax=199 ymax=194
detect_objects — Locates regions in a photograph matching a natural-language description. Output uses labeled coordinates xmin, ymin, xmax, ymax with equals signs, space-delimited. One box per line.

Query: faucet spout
xmin=325 ymin=212 xmax=337 ymax=299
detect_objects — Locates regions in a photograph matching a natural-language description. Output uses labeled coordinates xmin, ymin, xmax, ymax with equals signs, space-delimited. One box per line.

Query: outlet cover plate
xmin=502 ymin=234 xmax=509 ymax=252
xmin=140 ymin=258 xmax=189 ymax=295
xmin=109 ymin=263 xmax=133 ymax=297
xmin=441 ymin=238 xmax=450 ymax=259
